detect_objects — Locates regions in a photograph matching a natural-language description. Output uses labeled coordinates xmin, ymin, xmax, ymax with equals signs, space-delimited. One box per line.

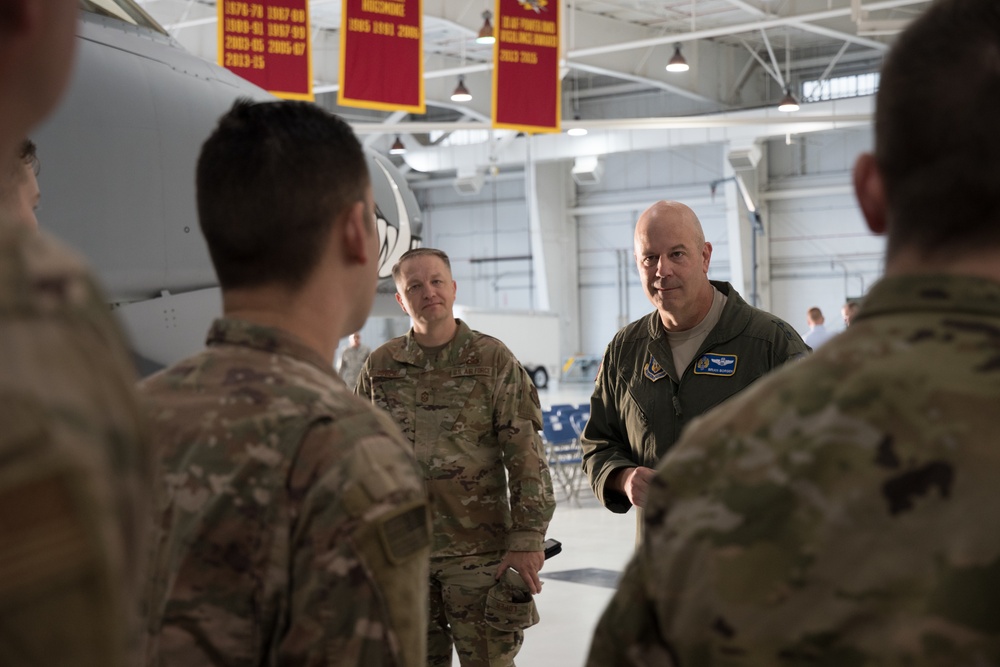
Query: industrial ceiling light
xmin=567 ymin=115 xmax=587 ymax=136
xmin=389 ymin=135 xmax=405 ymax=154
xmin=665 ymin=45 xmax=689 ymax=73
xmin=476 ymin=10 xmax=495 ymax=44
xmin=778 ymin=87 xmax=800 ymax=112
xmin=451 ymin=75 xmax=472 ymax=102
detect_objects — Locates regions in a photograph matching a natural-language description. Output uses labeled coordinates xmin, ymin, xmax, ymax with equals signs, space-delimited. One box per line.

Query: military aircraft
xmin=33 ymin=0 xmax=421 ymax=372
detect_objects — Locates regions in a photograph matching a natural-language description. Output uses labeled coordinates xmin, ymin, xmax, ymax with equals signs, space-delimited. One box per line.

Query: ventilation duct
xmin=571 ymin=156 xmax=603 ymax=185
xmin=727 ymin=144 xmax=762 ymax=171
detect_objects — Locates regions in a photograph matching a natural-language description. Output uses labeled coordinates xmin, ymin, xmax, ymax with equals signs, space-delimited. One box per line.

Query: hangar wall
xmin=405 ymin=123 xmax=882 ymax=367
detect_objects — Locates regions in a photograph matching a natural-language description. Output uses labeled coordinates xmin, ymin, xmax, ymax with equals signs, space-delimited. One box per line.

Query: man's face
xmin=634 ymin=212 xmax=711 ymax=319
xmin=394 ymin=254 xmax=457 ymax=329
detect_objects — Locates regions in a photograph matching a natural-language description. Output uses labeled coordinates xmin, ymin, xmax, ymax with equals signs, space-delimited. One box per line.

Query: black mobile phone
xmin=543 ymin=538 xmax=562 ymax=560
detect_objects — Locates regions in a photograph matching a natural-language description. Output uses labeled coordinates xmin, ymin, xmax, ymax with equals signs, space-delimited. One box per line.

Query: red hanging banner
xmin=217 ymin=0 xmax=313 ymax=101
xmin=492 ymin=0 xmax=561 ymax=134
xmin=338 ymin=0 xmax=424 ymax=113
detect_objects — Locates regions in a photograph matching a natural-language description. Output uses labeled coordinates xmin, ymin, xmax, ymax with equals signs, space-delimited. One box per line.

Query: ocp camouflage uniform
xmin=358 ymin=319 xmax=556 ymax=667
xmin=587 ymin=274 xmax=1000 ymax=666
xmin=140 ymin=318 xmax=431 ymax=667
xmin=0 ymin=220 xmax=150 ymax=667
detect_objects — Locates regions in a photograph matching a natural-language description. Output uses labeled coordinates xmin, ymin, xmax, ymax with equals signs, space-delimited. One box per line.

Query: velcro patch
xmin=378 ymin=501 xmax=430 ymax=565
xmin=693 ymin=353 xmax=738 ymax=376
xmin=451 ymin=367 xmax=492 ymax=378
xmin=372 ymin=369 xmax=405 ymax=379
xmin=644 ymin=356 xmax=668 ymax=382
xmin=0 ymin=471 xmax=92 ymax=602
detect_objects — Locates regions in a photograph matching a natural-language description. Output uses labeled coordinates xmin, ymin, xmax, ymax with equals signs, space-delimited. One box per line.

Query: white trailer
xmin=453 ymin=306 xmax=561 ymax=388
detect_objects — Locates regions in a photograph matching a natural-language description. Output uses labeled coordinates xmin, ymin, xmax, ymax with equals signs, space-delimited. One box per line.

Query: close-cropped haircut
xmin=196 ymin=99 xmax=369 ymax=290
xmin=19 ymin=139 xmax=38 ymax=177
xmin=874 ymin=0 xmax=1000 ymax=259
xmin=391 ymin=247 xmax=452 ymax=289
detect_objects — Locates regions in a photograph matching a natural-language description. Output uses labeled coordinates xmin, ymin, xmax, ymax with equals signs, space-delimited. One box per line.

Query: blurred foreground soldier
xmin=803 ymin=306 xmax=832 ymax=349
xmin=0 ymin=1 xmax=150 ymax=664
xmin=587 ymin=0 xmax=1000 ymax=664
xmin=358 ymin=247 xmax=555 ymax=667
xmin=140 ymin=100 xmax=430 ymax=667
xmin=581 ymin=201 xmax=807 ymax=538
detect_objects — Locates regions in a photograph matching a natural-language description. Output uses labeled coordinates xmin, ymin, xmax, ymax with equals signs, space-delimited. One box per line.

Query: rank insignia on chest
xmin=693 ymin=353 xmax=738 ymax=376
xmin=644 ymin=356 xmax=668 ymax=382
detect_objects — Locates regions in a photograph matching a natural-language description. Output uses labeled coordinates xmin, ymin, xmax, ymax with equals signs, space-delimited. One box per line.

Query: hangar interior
xmin=121 ymin=0 xmax=929 ymax=364
xmin=30 ymin=2 xmax=936 ymax=664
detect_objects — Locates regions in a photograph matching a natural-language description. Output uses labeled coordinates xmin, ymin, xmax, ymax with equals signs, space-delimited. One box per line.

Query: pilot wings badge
xmin=693 ymin=353 xmax=738 ymax=377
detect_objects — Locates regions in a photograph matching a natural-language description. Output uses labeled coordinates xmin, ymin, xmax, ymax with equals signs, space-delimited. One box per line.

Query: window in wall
xmin=802 ymin=72 xmax=880 ymax=102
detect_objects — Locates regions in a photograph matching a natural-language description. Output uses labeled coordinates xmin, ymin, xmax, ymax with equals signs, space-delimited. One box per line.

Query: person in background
xmin=0 ymin=0 xmax=151 ymax=663
xmin=140 ymin=99 xmax=430 ymax=667
xmin=803 ymin=306 xmax=832 ymax=349
xmin=338 ymin=330 xmax=371 ymax=388
xmin=358 ymin=247 xmax=555 ymax=667
xmin=580 ymin=200 xmax=808 ymax=540
xmin=841 ymin=299 xmax=860 ymax=327
xmin=587 ymin=0 xmax=1000 ymax=663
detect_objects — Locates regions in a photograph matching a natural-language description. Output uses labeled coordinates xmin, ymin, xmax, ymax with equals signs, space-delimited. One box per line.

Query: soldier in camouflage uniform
xmin=0 ymin=0 xmax=152 ymax=665
xmin=357 ymin=247 xmax=556 ymax=667
xmin=587 ymin=0 xmax=1000 ymax=664
xmin=140 ymin=100 xmax=431 ymax=667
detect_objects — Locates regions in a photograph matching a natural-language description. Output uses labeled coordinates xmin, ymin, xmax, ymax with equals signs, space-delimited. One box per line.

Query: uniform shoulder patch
xmin=644 ymin=355 xmax=668 ymax=382
xmin=377 ymin=500 xmax=430 ymax=565
xmin=693 ymin=353 xmax=738 ymax=376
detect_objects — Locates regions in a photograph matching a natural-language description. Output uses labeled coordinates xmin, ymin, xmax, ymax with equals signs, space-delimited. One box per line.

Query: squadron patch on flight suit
xmin=644 ymin=356 xmax=668 ymax=382
xmin=693 ymin=353 xmax=738 ymax=376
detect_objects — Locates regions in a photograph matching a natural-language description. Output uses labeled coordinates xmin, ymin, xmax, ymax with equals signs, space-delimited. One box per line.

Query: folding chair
xmin=542 ymin=410 xmax=586 ymax=506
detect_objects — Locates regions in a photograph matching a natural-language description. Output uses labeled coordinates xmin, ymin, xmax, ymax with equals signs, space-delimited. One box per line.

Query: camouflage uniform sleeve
xmin=0 ymin=235 xmax=151 ymax=667
xmin=354 ymin=355 xmax=371 ymax=398
xmin=585 ymin=541 xmax=679 ymax=667
xmin=279 ymin=414 xmax=430 ymax=667
xmin=580 ymin=343 xmax=637 ymax=513
xmin=494 ymin=352 xmax=555 ymax=552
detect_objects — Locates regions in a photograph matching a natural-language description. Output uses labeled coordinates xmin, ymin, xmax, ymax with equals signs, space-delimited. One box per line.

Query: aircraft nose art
xmin=367 ymin=151 xmax=422 ymax=287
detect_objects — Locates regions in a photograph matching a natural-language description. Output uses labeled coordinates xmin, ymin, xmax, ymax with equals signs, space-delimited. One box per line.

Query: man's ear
xmin=341 ymin=200 xmax=370 ymax=264
xmin=853 ymin=153 xmax=887 ymax=235
xmin=394 ymin=291 xmax=408 ymax=315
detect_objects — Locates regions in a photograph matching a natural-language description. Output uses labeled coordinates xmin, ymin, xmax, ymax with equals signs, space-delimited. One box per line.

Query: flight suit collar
xmin=643 ymin=281 xmax=750 ymax=381
xmin=206 ymin=317 xmax=338 ymax=381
